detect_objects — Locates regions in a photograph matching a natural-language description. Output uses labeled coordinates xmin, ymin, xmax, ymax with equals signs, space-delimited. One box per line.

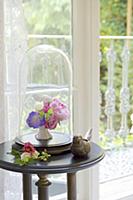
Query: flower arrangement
xmin=26 ymin=96 xmax=70 ymax=130
xmin=11 ymin=142 xmax=51 ymax=165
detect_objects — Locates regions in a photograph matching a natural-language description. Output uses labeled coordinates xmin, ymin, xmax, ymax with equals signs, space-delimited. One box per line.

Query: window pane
xmin=100 ymin=0 xmax=127 ymax=36
xmin=23 ymin=0 xmax=72 ymax=56
xmin=100 ymin=1 xmax=133 ymax=199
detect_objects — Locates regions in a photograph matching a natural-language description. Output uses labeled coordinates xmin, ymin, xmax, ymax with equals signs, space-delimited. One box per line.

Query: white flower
xmin=35 ymin=102 xmax=43 ymax=111
xmin=21 ymin=152 xmax=31 ymax=161
xmin=32 ymin=150 xmax=39 ymax=159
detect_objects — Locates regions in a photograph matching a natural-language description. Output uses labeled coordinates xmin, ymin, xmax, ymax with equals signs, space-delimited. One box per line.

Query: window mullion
xmin=72 ymin=0 xmax=100 ymax=199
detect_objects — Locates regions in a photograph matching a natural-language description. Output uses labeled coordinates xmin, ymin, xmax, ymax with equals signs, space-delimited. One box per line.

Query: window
xmin=100 ymin=1 xmax=133 ymax=199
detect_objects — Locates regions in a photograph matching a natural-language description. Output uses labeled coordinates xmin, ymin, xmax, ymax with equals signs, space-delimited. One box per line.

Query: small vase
xmin=35 ymin=126 xmax=52 ymax=141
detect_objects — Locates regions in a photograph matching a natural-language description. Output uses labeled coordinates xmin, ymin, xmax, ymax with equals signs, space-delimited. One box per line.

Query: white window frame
xmin=0 ymin=0 xmax=6 ymax=142
xmin=72 ymin=0 xmax=100 ymax=199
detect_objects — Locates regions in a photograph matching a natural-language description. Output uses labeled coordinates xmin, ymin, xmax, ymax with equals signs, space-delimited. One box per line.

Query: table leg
xmin=67 ymin=173 xmax=77 ymax=200
xmin=23 ymin=174 xmax=32 ymax=200
xmin=35 ymin=174 xmax=51 ymax=200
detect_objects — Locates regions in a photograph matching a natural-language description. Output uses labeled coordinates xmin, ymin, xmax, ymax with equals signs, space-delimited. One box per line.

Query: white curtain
xmin=5 ymin=0 xmax=27 ymax=140
xmin=0 ymin=0 xmax=27 ymax=199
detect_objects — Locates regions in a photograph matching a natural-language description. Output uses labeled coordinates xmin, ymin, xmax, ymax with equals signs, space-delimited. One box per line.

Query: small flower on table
xmin=11 ymin=142 xmax=51 ymax=165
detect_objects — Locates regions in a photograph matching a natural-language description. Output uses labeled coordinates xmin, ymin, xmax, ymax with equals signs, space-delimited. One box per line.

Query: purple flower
xmin=26 ymin=111 xmax=45 ymax=128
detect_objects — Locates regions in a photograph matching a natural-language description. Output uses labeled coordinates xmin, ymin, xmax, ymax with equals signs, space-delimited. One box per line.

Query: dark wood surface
xmin=0 ymin=141 xmax=104 ymax=174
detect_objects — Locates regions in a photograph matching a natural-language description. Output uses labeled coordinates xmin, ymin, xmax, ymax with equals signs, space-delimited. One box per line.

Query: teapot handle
xmin=85 ymin=128 xmax=92 ymax=141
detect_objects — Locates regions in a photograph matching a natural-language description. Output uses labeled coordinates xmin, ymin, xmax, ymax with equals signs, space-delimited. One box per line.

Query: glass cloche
xmin=16 ymin=44 xmax=72 ymax=152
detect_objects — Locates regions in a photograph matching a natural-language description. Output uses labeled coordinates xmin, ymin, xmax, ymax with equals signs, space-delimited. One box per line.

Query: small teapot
xmin=71 ymin=135 xmax=91 ymax=158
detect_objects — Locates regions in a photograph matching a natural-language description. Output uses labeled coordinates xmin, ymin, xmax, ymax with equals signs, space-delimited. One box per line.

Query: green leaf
xmin=45 ymin=108 xmax=53 ymax=120
xmin=38 ymin=151 xmax=51 ymax=161
xmin=15 ymin=158 xmax=26 ymax=166
xmin=39 ymin=111 xmax=45 ymax=118
xmin=10 ymin=149 xmax=21 ymax=159
xmin=47 ymin=108 xmax=53 ymax=115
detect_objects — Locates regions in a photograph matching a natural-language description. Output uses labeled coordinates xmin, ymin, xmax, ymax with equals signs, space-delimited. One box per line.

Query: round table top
xmin=0 ymin=141 xmax=104 ymax=174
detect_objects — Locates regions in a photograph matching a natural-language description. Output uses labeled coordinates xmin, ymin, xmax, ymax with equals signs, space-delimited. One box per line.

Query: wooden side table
xmin=0 ymin=141 xmax=104 ymax=200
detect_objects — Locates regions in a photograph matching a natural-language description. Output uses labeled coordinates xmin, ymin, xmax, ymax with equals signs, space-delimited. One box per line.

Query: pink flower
xmin=23 ymin=142 xmax=36 ymax=153
xmin=50 ymin=98 xmax=62 ymax=109
xmin=43 ymin=102 xmax=50 ymax=112
xmin=54 ymin=108 xmax=70 ymax=121
xmin=50 ymin=98 xmax=70 ymax=121
xmin=45 ymin=114 xmax=58 ymax=129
